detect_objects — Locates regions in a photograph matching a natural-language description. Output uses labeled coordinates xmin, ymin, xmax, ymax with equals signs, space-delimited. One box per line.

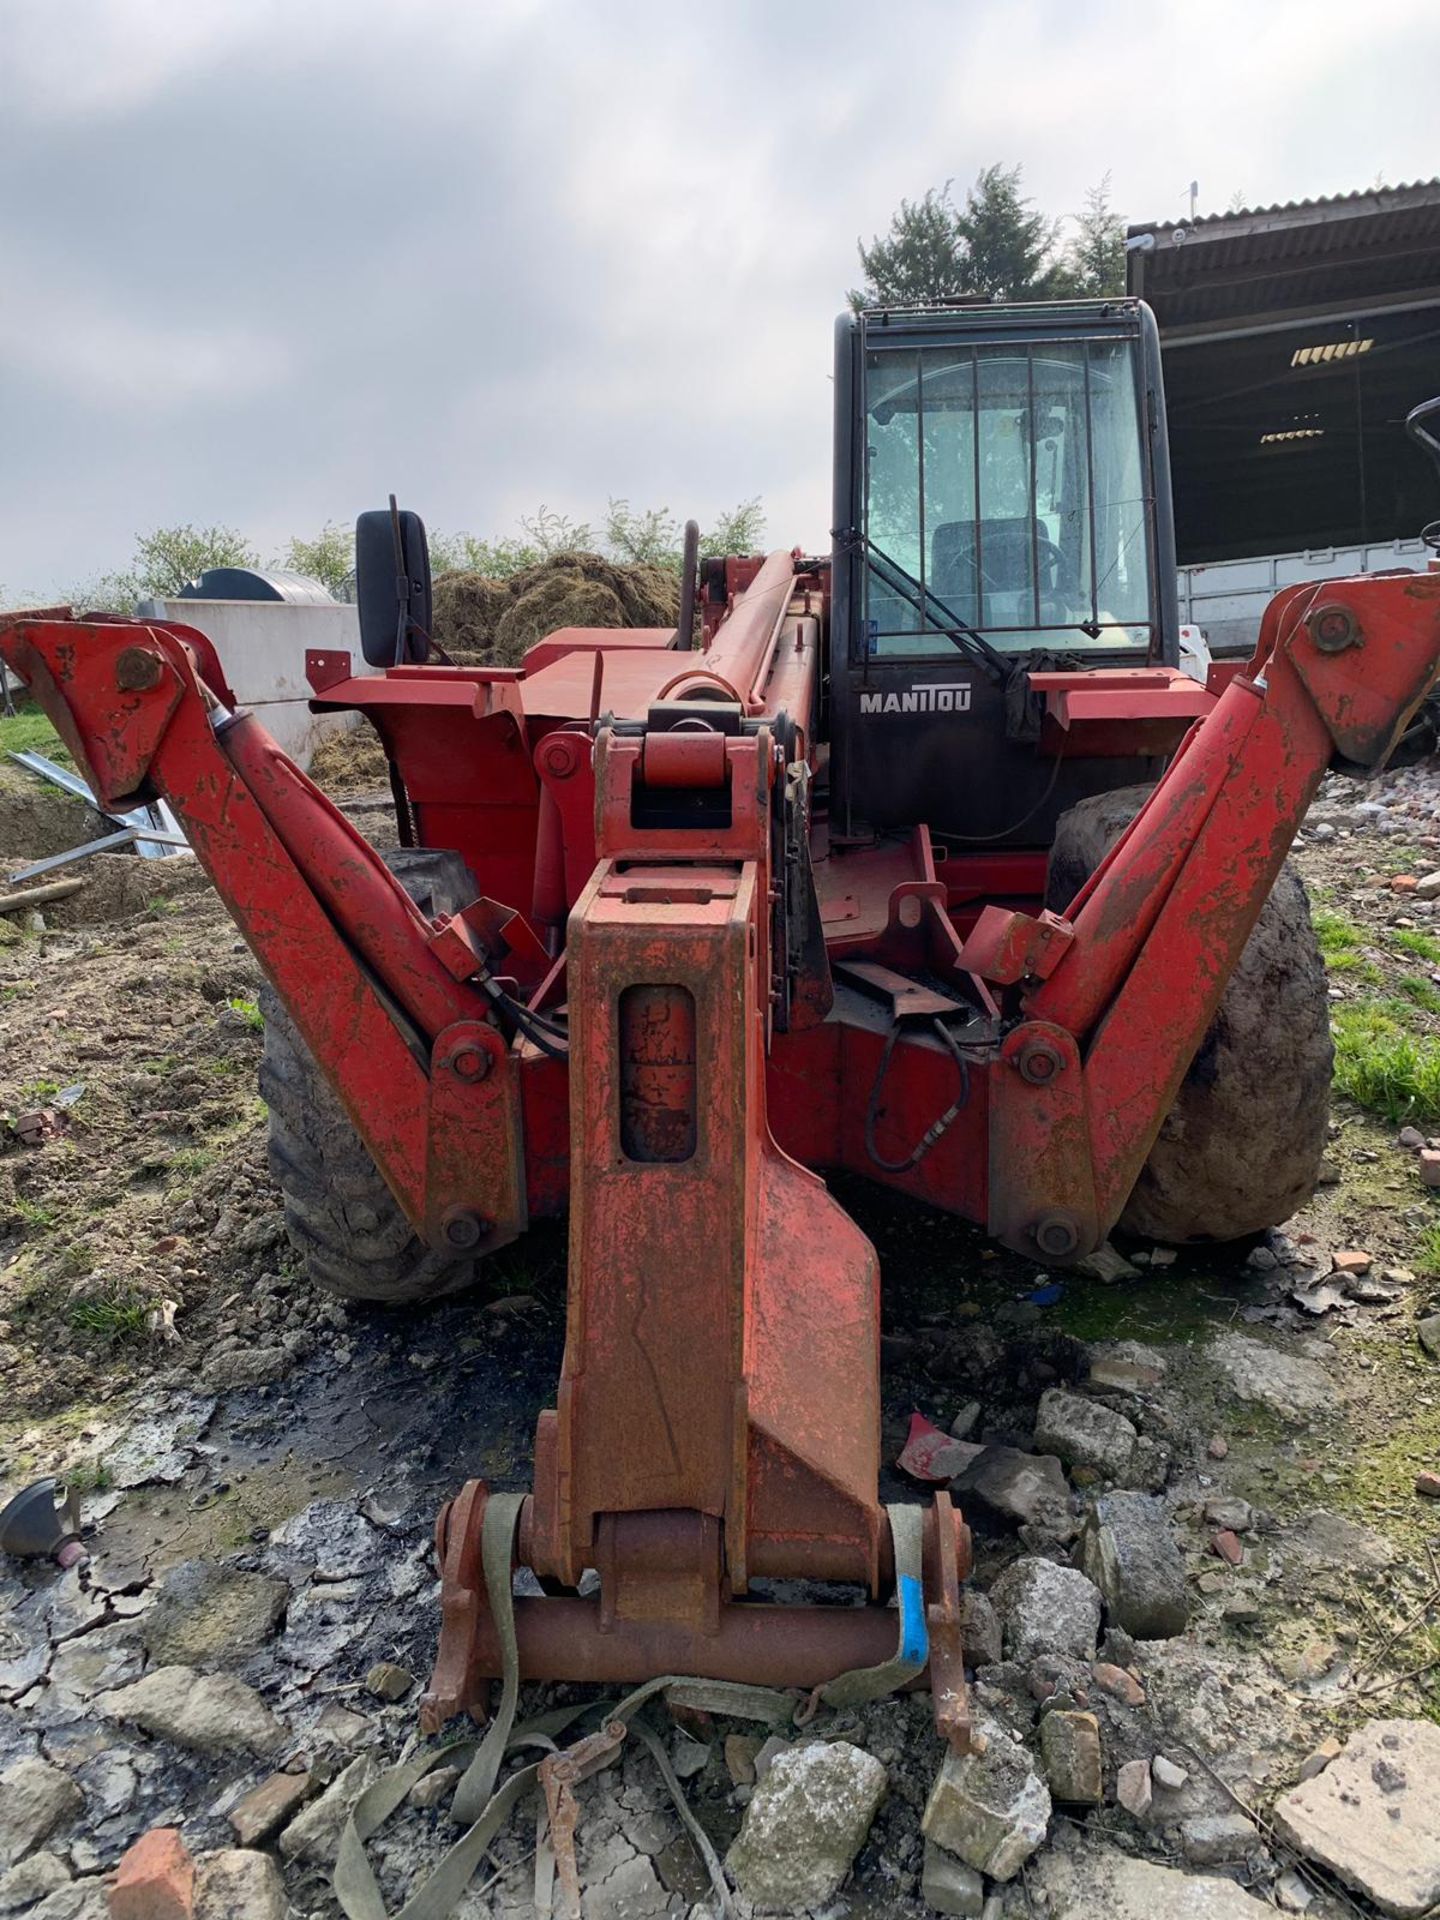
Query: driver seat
xmin=931 ymin=516 xmax=1045 ymax=608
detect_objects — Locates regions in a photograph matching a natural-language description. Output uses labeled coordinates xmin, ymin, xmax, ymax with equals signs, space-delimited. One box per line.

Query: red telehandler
xmin=5 ymin=301 xmax=1440 ymax=1755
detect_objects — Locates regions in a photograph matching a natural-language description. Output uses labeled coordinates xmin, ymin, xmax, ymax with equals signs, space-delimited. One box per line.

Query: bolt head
xmin=1034 ymin=1211 xmax=1081 ymax=1259
xmin=1310 ymin=605 xmax=1360 ymax=653
xmin=448 ymin=1044 xmax=490 ymax=1082
xmin=1016 ymin=1039 xmax=1064 ymax=1085
xmin=440 ymin=1207 xmax=489 ymax=1250
xmin=116 ymin=646 xmax=163 ymax=691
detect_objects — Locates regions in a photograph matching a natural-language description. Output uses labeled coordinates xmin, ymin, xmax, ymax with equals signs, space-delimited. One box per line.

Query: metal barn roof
xmin=1126 ymin=180 xmax=1440 ymax=337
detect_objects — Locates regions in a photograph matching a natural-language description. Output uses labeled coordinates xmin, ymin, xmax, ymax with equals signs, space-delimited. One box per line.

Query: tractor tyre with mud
xmin=1045 ymin=785 xmax=1333 ymax=1244
xmin=258 ymin=849 xmax=481 ymax=1304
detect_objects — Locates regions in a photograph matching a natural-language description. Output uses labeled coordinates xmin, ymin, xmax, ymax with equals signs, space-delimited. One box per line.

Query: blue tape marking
xmin=898 ymin=1572 xmax=928 ymax=1668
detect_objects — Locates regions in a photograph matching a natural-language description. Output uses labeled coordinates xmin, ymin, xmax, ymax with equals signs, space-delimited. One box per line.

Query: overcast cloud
xmin=1 ymin=0 xmax=1436 ymax=597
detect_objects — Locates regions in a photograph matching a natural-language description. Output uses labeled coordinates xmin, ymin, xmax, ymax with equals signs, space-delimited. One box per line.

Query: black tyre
xmin=1046 ymin=786 xmax=1333 ymax=1244
xmin=258 ymin=848 xmax=481 ymax=1303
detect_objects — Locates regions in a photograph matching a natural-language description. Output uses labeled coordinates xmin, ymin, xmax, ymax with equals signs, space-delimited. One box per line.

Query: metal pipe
xmin=674 ymin=519 xmax=700 ymax=650
xmin=675 ymin=550 xmax=794 ymax=714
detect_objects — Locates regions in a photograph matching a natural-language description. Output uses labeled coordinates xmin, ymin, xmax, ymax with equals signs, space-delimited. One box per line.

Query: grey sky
xmin=2 ymin=0 xmax=1436 ymax=598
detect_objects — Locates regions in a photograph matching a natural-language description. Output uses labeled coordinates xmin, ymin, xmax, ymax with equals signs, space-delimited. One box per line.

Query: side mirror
xmin=356 ymin=498 xmax=433 ymax=668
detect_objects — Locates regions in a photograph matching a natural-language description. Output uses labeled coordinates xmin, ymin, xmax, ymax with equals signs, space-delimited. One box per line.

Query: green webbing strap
xmin=815 ymin=1503 xmax=929 ymax=1709
xmin=332 ymin=1499 xmax=932 ymax=1920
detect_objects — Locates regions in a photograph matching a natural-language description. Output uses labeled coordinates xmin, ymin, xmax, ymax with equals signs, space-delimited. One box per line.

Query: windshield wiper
xmin=837 ymin=530 xmax=1007 ymax=684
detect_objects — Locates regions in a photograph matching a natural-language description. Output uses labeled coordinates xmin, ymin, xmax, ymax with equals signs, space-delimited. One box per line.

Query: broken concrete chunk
xmin=407 ymin=1767 xmax=460 ymax=1811
xmin=228 ymin=1771 xmax=313 ymax=1847
xmin=952 ymin=1446 xmax=1071 ymax=1530
xmin=725 ymin=1741 xmax=887 ymax=1911
xmin=97 ymin=1667 xmax=286 ymax=1759
xmin=1152 ymin=1755 xmax=1189 ymax=1792
xmin=1180 ymin=1812 xmax=1257 ymax=1865
xmin=990 ymin=1557 xmax=1102 ymax=1663
xmin=959 ymin=1589 xmax=1002 ymax=1668
xmin=1209 ymin=1333 xmax=1331 ymax=1423
xmin=279 ymin=1755 xmax=380 ymax=1864
xmin=1031 ymin=1847 xmax=1275 ymax=1918
xmin=0 ymin=1760 xmax=84 ymax=1870
xmin=921 ymin=1712 xmax=1051 ymax=1882
xmin=921 ymin=1839 xmax=985 ymax=1917
xmin=1079 ymin=1491 xmax=1189 ymax=1640
xmin=1272 ymin=1718 xmax=1440 ymax=1917
xmin=194 ymin=1848 xmax=286 ymax=1920
xmin=266 ymin=1500 xmax=385 ymax=1580
xmin=0 ymin=1852 xmax=70 ymax=1912
xmin=1039 ymin=1710 xmax=1102 ymax=1806
xmin=1076 ymin=1242 xmax=1140 ymax=1284
xmin=1034 ymin=1388 xmax=1137 ymax=1479
xmin=141 ymin=1560 xmax=288 ymax=1668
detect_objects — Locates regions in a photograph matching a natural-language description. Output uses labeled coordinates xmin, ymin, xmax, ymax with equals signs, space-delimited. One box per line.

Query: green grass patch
xmin=1325 ymin=950 xmax=1382 ymax=983
xmin=228 ymin=996 xmax=263 ymax=1032
xmin=68 ymin=1284 xmax=147 ymax=1342
xmin=1398 ymin=974 xmax=1440 ymax=1017
xmin=13 ymin=1196 xmax=55 ymax=1230
xmin=1417 ymin=1224 xmax=1440 ymax=1277
xmin=1392 ymin=929 xmax=1440 ymax=967
xmin=1313 ymin=908 xmax=1365 ymax=956
xmin=1333 ymin=1000 xmax=1440 ymax=1122
xmin=0 ymin=704 xmax=71 ymax=765
xmin=167 ymin=1145 xmax=217 ymax=1179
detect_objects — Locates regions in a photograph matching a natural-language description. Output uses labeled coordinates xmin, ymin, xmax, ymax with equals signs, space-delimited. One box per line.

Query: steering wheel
xmin=975 ymin=531 xmax=1080 ymax=600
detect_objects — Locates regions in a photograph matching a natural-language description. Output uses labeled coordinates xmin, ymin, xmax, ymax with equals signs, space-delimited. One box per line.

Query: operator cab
xmin=829 ymin=299 xmax=1179 ymax=846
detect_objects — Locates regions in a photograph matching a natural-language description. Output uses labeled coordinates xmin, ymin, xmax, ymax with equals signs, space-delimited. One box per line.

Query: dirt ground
xmin=3 ymin=731 xmax=1440 ymax=1918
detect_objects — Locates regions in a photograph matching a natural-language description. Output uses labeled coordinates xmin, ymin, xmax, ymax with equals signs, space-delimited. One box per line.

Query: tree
xmin=849 ymin=187 xmax=969 ymax=309
xmin=699 ymin=498 xmax=766 ymax=559
xmin=954 ymin=163 xmax=1057 ymax=300
xmin=280 ymin=523 xmax=355 ymax=597
xmin=1054 ymin=175 xmax=1127 ymax=298
xmin=132 ymin=524 xmax=259 ymax=596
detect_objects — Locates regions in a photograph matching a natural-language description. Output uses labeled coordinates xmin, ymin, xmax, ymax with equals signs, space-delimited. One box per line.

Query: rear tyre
xmin=1045 ymin=786 xmax=1333 ymax=1244
xmin=258 ymin=847 xmax=481 ymax=1303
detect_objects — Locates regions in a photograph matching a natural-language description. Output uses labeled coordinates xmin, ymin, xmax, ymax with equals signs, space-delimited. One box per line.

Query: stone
xmin=669 ymin=1735 xmax=709 ymax=1781
xmin=1152 ymin=1755 xmax=1189 ymax=1791
xmin=949 ymin=1400 xmax=982 ymax=1440
xmin=1034 ymin=1388 xmax=1137 ymax=1479
xmin=1203 ymin=1497 xmax=1254 ymax=1531
xmin=990 ymin=1558 xmax=1101 ymax=1662
xmin=753 ymin=1736 xmax=789 ymax=1780
xmin=0 ymin=1852 xmax=70 ymax=1913
xmin=1272 ymin=1718 xmax=1440 ymax=1917
xmin=1419 ymin=1153 xmax=1440 ymax=1191
xmin=1210 ymin=1333 xmax=1331 ymax=1422
xmin=97 ymin=1667 xmax=286 ymax=1758
xmin=364 ymin=1661 xmax=415 ymax=1702
xmin=141 ymin=1560 xmax=288 ymax=1669
xmin=1331 ymin=1249 xmax=1372 ymax=1275
xmin=31 ymin=1886 xmax=107 ymax=1920
xmin=0 ymin=1759 xmax=83 ymax=1869
xmin=1039 ymin=1711 xmax=1102 ymax=1806
xmin=1180 ymin=1813 xmax=1257 ymax=1864
xmin=408 ymin=1767 xmax=460 ymax=1811
xmin=279 ymin=1755 xmax=380 ymax=1863
xmin=1087 ymin=1341 xmax=1166 ymax=1393
xmin=1298 ymin=1736 xmax=1341 ymax=1781
xmin=1079 ymin=1492 xmax=1189 ymax=1639
xmin=959 ymin=1590 xmax=1002 ymax=1668
xmin=921 ymin=1711 xmax=1051 ymax=1882
xmin=109 ymin=1829 xmax=194 ymax=1920
xmin=1032 ymin=1848 xmax=1275 ymax=1918
xmin=1399 ymin=1125 xmax=1427 ymax=1148
xmin=1416 ymin=1471 xmax=1440 ymax=1498
xmin=584 ymin=1852 xmax=666 ymax=1918
xmin=1091 ymin=1662 xmax=1146 ymax=1708
xmin=1274 ymin=1869 xmax=1313 ymax=1911
xmin=921 ymin=1840 xmax=985 ymax=1917
xmin=952 ymin=1447 xmax=1071 ymax=1531
xmin=1207 ymin=1435 xmax=1229 ymax=1460
xmin=1418 ymin=1314 xmax=1440 ymax=1360
xmin=1210 ymin=1530 xmax=1243 ymax=1566
xmin=1116 ymin=1758 xmax=1152 ymax=1819
xmin=725 ymin=1740 xmax=887 ymax=1911
xmin=724 ymin=1734 xmax=761 ymax=1787
xmin=228 ymin=1771 xmax=313 ymax=1846
xmin=194 ymin=1849 xmax=286 ymax=1920
xmin=1076 ymin=1242 xmax=1140 ymax=1283
xmin=266 ymin=1500 xmax=384 ymax=1581
xmin=1415 ymin=872 xmax=1440 ymax=901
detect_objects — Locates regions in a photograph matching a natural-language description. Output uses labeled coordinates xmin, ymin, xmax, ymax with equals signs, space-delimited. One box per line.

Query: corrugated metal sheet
xmin=1126 ymin=181 xmax=1440 ymax=331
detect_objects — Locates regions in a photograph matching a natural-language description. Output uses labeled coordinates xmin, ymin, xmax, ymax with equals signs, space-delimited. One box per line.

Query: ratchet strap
xmin=333 ymin=1497 xmax=930 ymax=1920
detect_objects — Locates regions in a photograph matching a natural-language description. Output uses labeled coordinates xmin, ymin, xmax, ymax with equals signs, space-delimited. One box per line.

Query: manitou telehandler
xmin=6 ymin=300 xmax=1440 ymax=1759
